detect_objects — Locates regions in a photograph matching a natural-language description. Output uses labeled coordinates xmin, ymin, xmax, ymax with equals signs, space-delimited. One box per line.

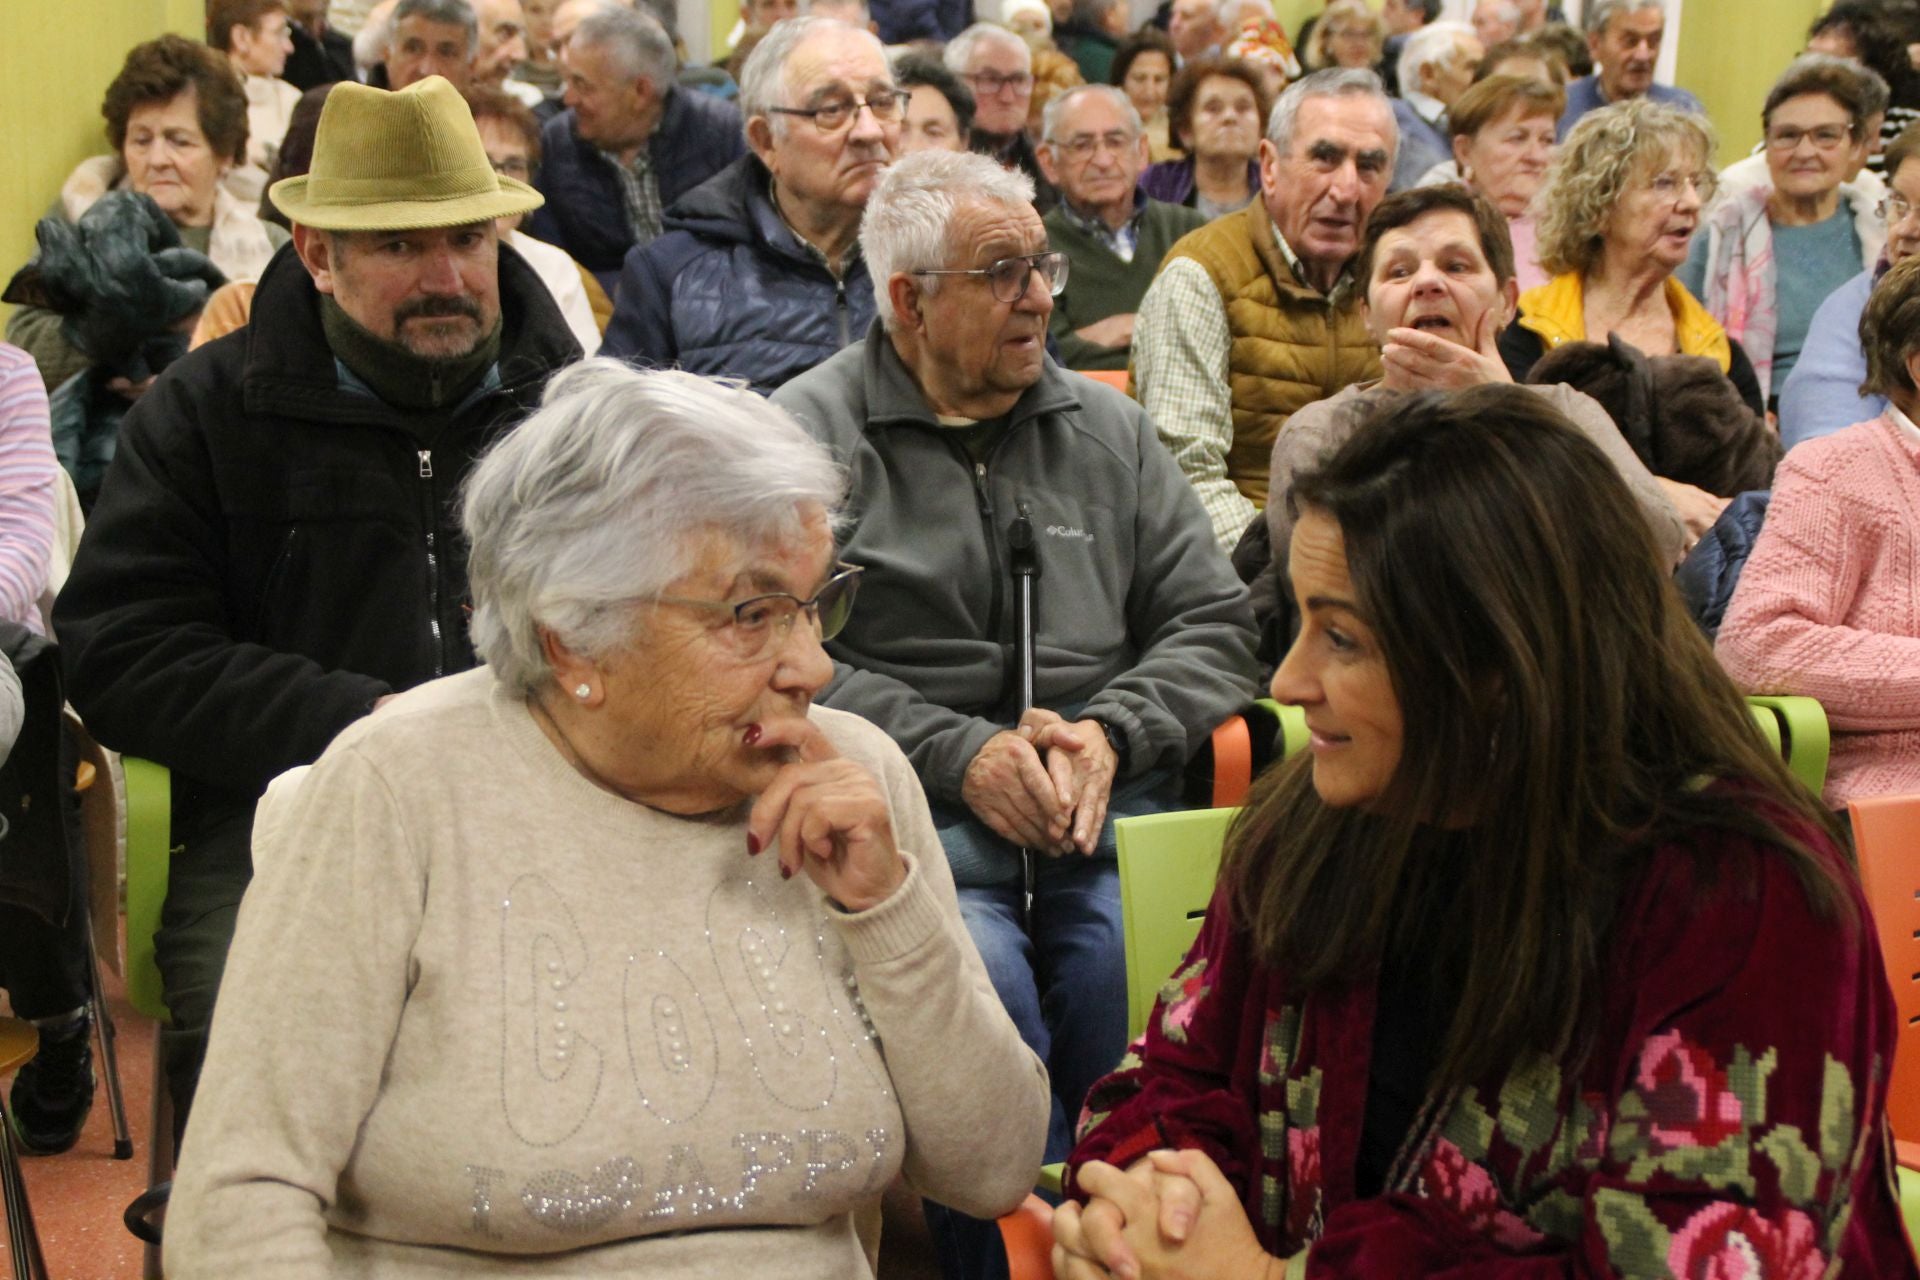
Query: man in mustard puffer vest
xmin=1132 ymin=67 xmax=1394 ymax=549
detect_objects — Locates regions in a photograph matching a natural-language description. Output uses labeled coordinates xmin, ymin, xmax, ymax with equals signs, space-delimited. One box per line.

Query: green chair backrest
xmin=1745 ymin=695 xmax=1830 ymax=796
xmin=122 ymin=757 xmax=173 ymax=1023
xmin=1255 ymin=699 xmax=1310 ymax=760
xmin=1114 ymin=807 xmax=1238 ymax=1039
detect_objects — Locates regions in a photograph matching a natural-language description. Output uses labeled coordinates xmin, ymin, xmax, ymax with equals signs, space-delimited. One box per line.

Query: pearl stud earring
xmin=574 ymin=684 xmax=592 ymax=700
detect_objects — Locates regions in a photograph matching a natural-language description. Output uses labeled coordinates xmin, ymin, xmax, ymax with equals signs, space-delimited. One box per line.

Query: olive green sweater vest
xmin=1043 ymin=198 xmax=1207 ymax=372
xmin=1158 ymin=199 xmax=1381 ymax=507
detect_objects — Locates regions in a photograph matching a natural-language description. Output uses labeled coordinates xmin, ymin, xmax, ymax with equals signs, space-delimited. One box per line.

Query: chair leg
xmin=139 ymin=1050 xmax=172 ymax=1280
xmin=81 ymin=911 xmax=132 ymax=1160
xmin=0 ymin=1090 xmax=51 ymax=1280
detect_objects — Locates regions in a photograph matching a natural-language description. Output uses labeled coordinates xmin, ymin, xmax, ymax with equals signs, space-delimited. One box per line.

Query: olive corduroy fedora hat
xmin=269 ymin=75 xmax=543 ymax=232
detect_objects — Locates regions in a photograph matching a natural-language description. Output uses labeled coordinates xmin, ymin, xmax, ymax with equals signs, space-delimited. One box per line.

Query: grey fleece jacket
xmin=771 ymin=322 xmax=1261 ymax=813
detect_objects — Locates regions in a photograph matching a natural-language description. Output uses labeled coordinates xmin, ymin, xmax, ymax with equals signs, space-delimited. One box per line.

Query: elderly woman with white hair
xmin=162 ymin=362 xmax=1049 ymax=1278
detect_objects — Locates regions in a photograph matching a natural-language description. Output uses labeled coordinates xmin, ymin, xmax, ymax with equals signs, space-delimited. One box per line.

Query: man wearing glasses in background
xmin=945 ymin=23 xmax=1059 ymax=213
xmin=602 ymin=16 xmax=896 ymax=391
xmin=774 ymin=147 xmax=1259 ymax=1280
xmin=1037 ymin=85 xmax=1205 ymax=371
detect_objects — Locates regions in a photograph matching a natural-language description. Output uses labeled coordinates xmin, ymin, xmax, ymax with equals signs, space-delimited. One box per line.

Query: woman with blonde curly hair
xmin=1496 ymin=97 xmax=1765 ymax=543
xmin=1498 ymin=98 xmax=1764 ymax=411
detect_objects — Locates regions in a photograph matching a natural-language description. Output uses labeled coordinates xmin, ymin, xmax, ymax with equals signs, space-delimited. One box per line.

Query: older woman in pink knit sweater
xmin=1716 ymin=255 xmax=1920 ymax=808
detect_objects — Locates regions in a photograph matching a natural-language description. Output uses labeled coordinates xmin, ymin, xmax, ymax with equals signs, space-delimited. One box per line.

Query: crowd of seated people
xmin=5 ymin=1 xmax=1920 ymax=1277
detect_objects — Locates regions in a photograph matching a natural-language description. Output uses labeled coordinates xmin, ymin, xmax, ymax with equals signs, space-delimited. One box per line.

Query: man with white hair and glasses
xmin=603 ymin=16 xmax=898 ymax=390
xmin=1038 ymin=84 xmax=1205 ymax=370
xmin=947 ymin=22 xmax=1059 ymax=212
xmin=773 ymin=147 xmax=1259 ymax=1280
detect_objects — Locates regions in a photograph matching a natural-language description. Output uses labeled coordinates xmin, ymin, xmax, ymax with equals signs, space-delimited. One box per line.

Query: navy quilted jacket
xmin=601 ymin=155 xmax=876 ymax=393
xmin=1674 ymin=489 xmax=1771 ymax=639
xmin=528 ymin=88 xmax=744 ymax=292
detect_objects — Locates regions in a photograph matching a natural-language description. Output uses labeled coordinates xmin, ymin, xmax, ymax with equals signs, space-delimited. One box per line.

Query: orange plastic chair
xmin=1208 ymin=714 xmax=1253 ymax=808
xmin=1077 ymin=369 xmax=1131 ymax=393
xmin=1847 ymin=792 xmax=1920 ymax=1253
xmin=998 ymin=1193 xmax=1055 ymax=1280
xmin=1850 ymin=794 xmax=1920 ymax=1155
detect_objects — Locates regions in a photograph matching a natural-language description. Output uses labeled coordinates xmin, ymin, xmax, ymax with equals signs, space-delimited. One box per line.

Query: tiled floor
xmin=2 ymin=964 xmax=152 ymax=1279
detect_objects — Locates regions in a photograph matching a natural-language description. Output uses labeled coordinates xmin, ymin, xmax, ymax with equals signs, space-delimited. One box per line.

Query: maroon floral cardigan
xmin=1067 ymin=800 xmax=1919 ymax=1276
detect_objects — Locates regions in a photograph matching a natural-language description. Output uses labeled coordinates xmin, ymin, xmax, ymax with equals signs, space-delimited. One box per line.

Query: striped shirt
xmin=0 ymin=345 xmax=59 ymax=634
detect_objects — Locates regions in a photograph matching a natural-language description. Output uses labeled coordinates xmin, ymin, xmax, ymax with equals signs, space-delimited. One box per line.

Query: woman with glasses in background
xmin=164 ymin=362 xmax=1051 ymax=1277
xmin=1780 ymin=121 xmax=1920 ymax=448
xmin=1502 ymin=97 xmax=1764 ymax=544
xmin=1678 ymin=56 xmax=1885 ymax=411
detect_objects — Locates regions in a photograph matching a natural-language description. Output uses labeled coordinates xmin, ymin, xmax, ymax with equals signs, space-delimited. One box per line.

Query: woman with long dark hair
xmin=1054 ymin=386 xmax=1915 ymax=1278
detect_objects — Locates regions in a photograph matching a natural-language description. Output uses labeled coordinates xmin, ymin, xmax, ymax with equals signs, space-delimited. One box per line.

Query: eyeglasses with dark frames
xmin=655 ymin=563 xmax=864 ymax=660
xmin=765 ymin=90 xmax=909 ymax=132
xmin=910 ymin=251 xmax=1070 ymax=304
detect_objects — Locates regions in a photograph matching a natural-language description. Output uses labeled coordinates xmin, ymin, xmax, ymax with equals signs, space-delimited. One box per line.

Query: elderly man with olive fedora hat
xmin=55 ymin=73 xmax=582 ymax=1139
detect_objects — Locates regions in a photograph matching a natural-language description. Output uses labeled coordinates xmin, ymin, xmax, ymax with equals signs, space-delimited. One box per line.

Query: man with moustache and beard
xmin=54 ymin=74 xmax=579 ymax=1137
xmin=602 ymin=16 xmax=899 ymax=392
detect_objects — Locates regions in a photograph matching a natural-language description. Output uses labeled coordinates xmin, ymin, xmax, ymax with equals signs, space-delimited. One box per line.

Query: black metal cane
xmin=1009 ymin=504 xmax=1041 ymax=920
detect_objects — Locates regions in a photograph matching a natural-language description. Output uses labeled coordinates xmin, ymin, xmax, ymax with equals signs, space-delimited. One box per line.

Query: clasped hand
xmin=961 ymin=708 xmax=1118 ymax=856
xmin=1053 ymin=1149 xmax=1287 ymax=1280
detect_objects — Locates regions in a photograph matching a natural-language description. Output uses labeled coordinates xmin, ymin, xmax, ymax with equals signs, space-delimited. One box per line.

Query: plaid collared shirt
xmin=1132 ymin=223 xmax=1354 ymax=549
xmin=1057 ymin=196 xmax=1145 ymax=264
xmin=599 ymin=146 xmax=664 ymax=246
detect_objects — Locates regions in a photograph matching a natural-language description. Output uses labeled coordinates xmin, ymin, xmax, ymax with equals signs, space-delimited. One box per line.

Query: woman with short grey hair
xmin=164 ymin=360 xmax=1048 ymax=1277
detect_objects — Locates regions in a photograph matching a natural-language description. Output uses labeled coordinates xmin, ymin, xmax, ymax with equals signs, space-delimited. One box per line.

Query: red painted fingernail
xmin=747 ymin=832 xmax=761 ymax=855
xmin=780 ymin=864 xmax=792 ymax=880
xmin=743 ymin=723 xmax=762 ymax=746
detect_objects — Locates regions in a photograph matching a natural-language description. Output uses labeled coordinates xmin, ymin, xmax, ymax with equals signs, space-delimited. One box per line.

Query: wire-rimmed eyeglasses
xmin=655 ymin=563 xmax=864 ymax=660
xmin=910 ymin=251 xmax=1070 ymax=304
xmin=765 ymin=90 xmax=909 ymax=133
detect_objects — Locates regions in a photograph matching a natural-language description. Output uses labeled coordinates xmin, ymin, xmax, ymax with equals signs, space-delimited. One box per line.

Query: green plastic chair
xmin=1114 ymin=807 xmax=1239 ymax=1040
xmin=1744 ymin=695 xmax=1830 ymax=796
xmin=119 ymin=757 xmax=172 ymax=1276
xmin=122 ymin=757 xmax=173 ymax=1024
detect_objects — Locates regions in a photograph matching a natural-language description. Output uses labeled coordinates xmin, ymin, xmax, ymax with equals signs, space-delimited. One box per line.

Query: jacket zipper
xmin=418 ymin=449 xmax=445 ymax=675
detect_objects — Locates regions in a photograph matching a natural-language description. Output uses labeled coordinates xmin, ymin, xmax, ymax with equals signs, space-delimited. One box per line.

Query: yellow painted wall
xmin=1 ymin=0 xmax=203 ymax=323
xmin=1674 ymin=0 xmax=1825 ymax=161
xmin=713 ymin=0 xmax=741 ymax=59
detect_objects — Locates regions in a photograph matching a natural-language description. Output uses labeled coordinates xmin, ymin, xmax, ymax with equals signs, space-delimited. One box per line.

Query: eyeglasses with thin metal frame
xmin=1763 ymin=122 xmax=1857 ymax=153
xmin=655 ymin=563 xmax=864 ymax=660
xmin=964 ymin=71 xmax=1035 ymax=97
xmin=1880 ymin=194 xmax=1920 ymax=224
xmin=765 ymin=90 xmax=909 ymax=132
xmin=910 ymin=251 xmax=1071 ymax=304
xmin=1643 ymin=169 xmax=1717 ymax=204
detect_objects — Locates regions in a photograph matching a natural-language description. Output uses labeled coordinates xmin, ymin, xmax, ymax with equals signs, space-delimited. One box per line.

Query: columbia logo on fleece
xmin=1046 ymin=525 xmax=1095 ymax=542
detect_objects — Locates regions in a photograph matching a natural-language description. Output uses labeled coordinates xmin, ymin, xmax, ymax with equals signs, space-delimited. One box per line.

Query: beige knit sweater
xmin=165 ymin=669 xmax=1050 ymax=1277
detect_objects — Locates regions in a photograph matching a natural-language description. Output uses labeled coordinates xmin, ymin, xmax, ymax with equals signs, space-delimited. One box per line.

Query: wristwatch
xmin=1086 ymin=715 xmax=1130 ymax=775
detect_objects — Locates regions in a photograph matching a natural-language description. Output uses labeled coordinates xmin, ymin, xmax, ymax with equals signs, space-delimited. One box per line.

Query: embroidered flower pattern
xmin=1635 ymin=1030 xmax=1745 ymax=1151
xmin=1157 ymin=959 xmax=1211 ymax=1046
xmin=1666 ymin=1204 xmax=1826 ymax=1280
xmin=1285 ymin=1126 xmax=1321 ymax=1240
xmin=1419 ymin=1138 xmax=1546 ymax=1250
